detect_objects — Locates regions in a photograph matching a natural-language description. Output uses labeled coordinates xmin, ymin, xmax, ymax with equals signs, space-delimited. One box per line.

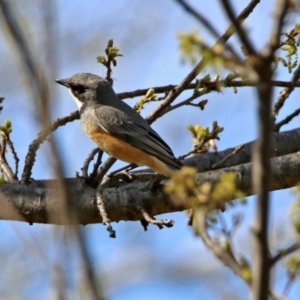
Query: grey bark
xmin=0 ymin=128 xmax=299 ymax=225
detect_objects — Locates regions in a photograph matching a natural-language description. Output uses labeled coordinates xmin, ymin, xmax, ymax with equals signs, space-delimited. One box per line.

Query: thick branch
xmin=0 ymin=151 xmax=299 ymax=225
xmin=186 ymin=127 xmax=300 ymax=172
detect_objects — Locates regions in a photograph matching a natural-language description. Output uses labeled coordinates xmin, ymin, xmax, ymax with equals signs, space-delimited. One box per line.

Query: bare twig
xmin=75 ymin=227 xmax=105 ymax=300
xmin=96 ymin=176 xmax=116 ymax=238
xmin=229 ymin=213 xmax=243 ymax=238
xmin=0 ymin=132 xmax=18 ymax=182
xmin=163 ymin=86 xmax=210 ymax=115
xmin=164 ymin=94 xmax=203 ymax=115
xmin=268 ymin=0 xmax=290 ymax=56
xmin=270 ymin=241 xmax=300 ymax=266
xmin=146 ymin=0 xmax=260 ymax=124
xmin=177 ymin=145 xmax=206 ymax=161
xmin=90 ymin=150 xmax=104 ymax=179
xmin=212 ymin=144 xmax=244 ymax=169
xmin=274 ymin=107 xmax=300 ymax=132
xmin=95 ymin=157 xmax=117 ymax=183
xmin=220 ymin=0 xmax=256 ymax=56
xmin=282 ymin=273 xmax=297 ymax=298
xmin=269 ymin=2 xmax=293 ymax=123
xmin=81 ymin=148 xmax=101 ymax=178
xmin=117 ymin=80 xmax=300 ymax=101
xmin=53 ymin=265 xmax=66 ymax=300
xmin=195 ymin=207 xmax=249 ymax=283
xmin=0 ymin=144 xmax=17 ymax=182
xmin=6 ymin=137 xmax=19 ymax=178
xmin=140 ymin=208 xmax=174 ymax=229
xmin=272 ymin=64 xmax=300 ymax=120
xmin=108 ymin=163 xmax=137 ymax=176
xmin=175 ymin=0 xmax=241 ymax=59
xmin=21 ymin=111 xmax=79 ymax=184
xmin=104 ymin=40 xmax=114 ymax=85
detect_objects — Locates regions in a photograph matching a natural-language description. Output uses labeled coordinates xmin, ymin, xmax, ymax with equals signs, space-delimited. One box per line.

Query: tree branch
xmin=146 ymin=0 xmax=260 ymax=124
xmin=194 ymin=207 xmax=247 ymax=283
xmin=117 ymin=80 xmax=300 ymax=100
xmin=272 ymin=63 xmax=300 ymax=120
xmin=1 ymin=150 xmax=300 ymax=225
xmin=186 ymin=127 xmax=300 ymax=172
xmin=220 ymin=0 xmax=256 ymax=56
xmin=270 ymin=241 xmax=300 ymax=266
xmin=21 ymin=111 xmax=79 ymax=184
xmin=274 ymin=107 xmax=300 ymax=132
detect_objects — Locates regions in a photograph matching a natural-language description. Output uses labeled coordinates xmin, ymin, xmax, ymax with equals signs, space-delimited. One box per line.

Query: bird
xmin=56 ymin=73 xmax=182 ymax=177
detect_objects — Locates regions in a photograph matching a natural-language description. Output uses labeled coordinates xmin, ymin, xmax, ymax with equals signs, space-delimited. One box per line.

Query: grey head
xmin=56 ymin=73 xmax=116 ymax=110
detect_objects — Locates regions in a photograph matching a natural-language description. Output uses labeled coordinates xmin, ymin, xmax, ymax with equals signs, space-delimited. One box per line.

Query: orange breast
xmin=86 ymin=130 xmax=174 ymax=177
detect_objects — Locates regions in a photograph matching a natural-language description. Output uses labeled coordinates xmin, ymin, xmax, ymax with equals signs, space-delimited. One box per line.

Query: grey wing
xmin=96 ymin=106 xmax=182 ymax=171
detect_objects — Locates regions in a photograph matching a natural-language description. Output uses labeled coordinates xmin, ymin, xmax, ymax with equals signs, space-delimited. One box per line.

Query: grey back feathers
xmin=56 ymin=73 xmax=182 ymax=171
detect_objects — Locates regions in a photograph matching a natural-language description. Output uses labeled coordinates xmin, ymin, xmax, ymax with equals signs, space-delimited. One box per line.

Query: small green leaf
xmin=0 ymin=119 xmax=12 ymax=135
xmin=97 ymin=56 xmax=107 ymax=65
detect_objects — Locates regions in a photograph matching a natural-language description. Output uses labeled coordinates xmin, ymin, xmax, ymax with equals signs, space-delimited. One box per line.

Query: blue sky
xmin=0 ymin=1 xmax=300 ymax=299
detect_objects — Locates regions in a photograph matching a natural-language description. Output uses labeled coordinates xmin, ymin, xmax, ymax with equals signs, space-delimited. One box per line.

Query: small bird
xmin=56 ymin=73 xmax=182 ymax=177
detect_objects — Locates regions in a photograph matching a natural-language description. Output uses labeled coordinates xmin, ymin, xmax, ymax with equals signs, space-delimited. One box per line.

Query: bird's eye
xmin=72 ymin=85 xmax=86 ymax=95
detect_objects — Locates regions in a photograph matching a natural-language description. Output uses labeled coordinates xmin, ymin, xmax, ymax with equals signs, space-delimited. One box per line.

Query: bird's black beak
xmin=55 ymin=78 xmax=69 ymax=88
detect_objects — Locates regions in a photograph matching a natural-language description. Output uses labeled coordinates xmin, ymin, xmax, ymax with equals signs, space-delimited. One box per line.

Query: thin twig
xmin=108 ymin=163 xmax=137 ymax=176
xmin=270 ymin=3 xmax=295 ymax=123
xmin=6 ymin=137 xmax=19 ymax=178
xmin=96 ymin=176 xmax=116 ymax=238
xmin=164 ymin=94 xmax=202 ymax=115
xmin=272 ymin=63 xmax=300 ymax=120
xmin=0 ymin=133 xmax=18 ymax=182
xmin=229 ymin=213 xmax=243 ymax=238
xmin=146 ymin=0 xmax=260 ymax=124
xmin=0 ymin=144 xmax=17 ymax=182
xmin=195 ymin=207 xmax=249 ymax=283
xmin=212 ymin=144 xmax=244 ymax=169
xmin=95 ymin=157 xmax=117 ymax=183
xmin=52 ymin=265 xmax=66 ymax=300
xmin=90 ymin=150 xmax=104 ymax=178
xmin=220 ymin=0 xmax=256 ymax=56
xmin=274 ymin=107 xmax=300 ymax=132
xmin=75 ymin=227 xmax=105 ymax=300
xmin=282 ymin=274 xmax=297 ymax=298
xmin=177 ymin=145 xmax=206 ymax=161
xmin=21 ymin=111 xmax=79 ymax=184
xmin=104 ymin=39 xmax=115 ymax=85
xmin=117 ymin=80 xmax=300 ymax=100
xmin=81 ymin=148 xmax=101 ymax=178
xmin=270 ymin=241 xmax=300 ymax=266
xmin=175 ymin=0 xmax=241 ymax=59
xmin=140 ymin=208 xmax=174 ymax=229
xmin=163 ymin=88 xmax=209 ymax=115
xmin=268 ymin=0 xmax=290 ymax=56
